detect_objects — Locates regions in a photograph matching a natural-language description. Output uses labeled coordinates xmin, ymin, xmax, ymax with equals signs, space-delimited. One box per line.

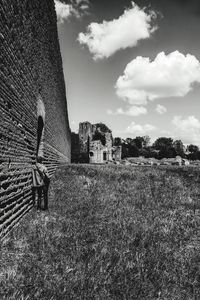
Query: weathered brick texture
xmin=0 ymin=0 xmax=71 ymax=238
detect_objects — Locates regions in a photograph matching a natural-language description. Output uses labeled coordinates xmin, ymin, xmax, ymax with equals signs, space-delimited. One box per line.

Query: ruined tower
xmin=0 ymin=0 xmax=71 ymax=238
xmin=79 ymin=122 xmax=95 ymax=153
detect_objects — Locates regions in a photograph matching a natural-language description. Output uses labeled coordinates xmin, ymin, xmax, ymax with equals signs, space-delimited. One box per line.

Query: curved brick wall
xmin=0 ymin=0 xmax=71 ymax=238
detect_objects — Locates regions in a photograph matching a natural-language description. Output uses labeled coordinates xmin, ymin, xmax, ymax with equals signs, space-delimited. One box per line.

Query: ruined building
xmin=0 ymin=0 xmax=71 ymax=238
xmin=79 ymin=122 xmax=96 ymax=153
xmin=72 ymin=122 xmax=122 ymax=164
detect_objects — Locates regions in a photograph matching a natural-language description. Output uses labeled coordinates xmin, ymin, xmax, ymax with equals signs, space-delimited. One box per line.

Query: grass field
xmin=0 ymin=164 xmax=200 ymax=299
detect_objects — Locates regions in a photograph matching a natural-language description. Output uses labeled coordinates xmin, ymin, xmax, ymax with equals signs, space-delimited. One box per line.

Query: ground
xmin=0 ymin=164 xmax=200 ymax=299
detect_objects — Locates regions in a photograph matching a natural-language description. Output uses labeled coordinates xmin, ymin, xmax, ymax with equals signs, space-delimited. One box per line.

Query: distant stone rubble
xmin=121 ymin=156 xmax=190 ymax=167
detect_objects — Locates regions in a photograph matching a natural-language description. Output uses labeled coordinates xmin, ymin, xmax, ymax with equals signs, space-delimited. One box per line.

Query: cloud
xmin=125 ymin=122 xmax=156 ymax=135
xmin=70 ymin=120 xmax=78 ymax=132
xmin=107 ymin=106 xmax=147 ymax=116
xmin=172 ymin=115 xmax=200 ymax=145
xmin=55 ymin=0 xmax=89 ymax=23
xmin=116 ymin=51 xmax=200 ymax=106
xmin=78 ymin=2 xmax=157 ymax=60
xmin=73 ymin=0 xmax=90 ymax=14
xmin=55 ymin=1 xmax=73 ymax=23
xmin=156 ymin=104 xmax=167 ymax=114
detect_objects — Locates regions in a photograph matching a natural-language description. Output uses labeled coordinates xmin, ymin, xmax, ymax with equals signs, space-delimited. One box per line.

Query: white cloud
xmin=125 ymin=122 xmax=156 ymax=135
xmin=70 ymin=120 xmax=78 ymax=132
xmin=55 ymin=0 xmax=73 ymax=23
xmin=78 ymin=2 xmax=157 ymax=60
xmin=116 ymin=51 xmax=200 ymax=106
xmin=172 ymin=115 xmax=200 ymax=145
xmin=156 ymin=104 xmax=167 ymax=114
xmin=74 ymin=0 xmax=90 ymax=15
xmin=107 ymin=106 xmax=147 ymax=116
xmin=55 ymin=0 xmax=89 ymax=23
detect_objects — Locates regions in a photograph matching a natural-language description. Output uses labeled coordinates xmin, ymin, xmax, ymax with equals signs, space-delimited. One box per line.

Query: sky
xmin=55 ymin=0 xmax=200 ymax=145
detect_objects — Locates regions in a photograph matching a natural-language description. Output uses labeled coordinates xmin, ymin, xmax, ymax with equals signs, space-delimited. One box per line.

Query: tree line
xmin=114 ymin=136 xmax=200 ymax=160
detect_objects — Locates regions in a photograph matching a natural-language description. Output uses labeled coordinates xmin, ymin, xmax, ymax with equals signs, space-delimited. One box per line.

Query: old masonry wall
xmin=0 ymin=0 xmax=71 ymax=238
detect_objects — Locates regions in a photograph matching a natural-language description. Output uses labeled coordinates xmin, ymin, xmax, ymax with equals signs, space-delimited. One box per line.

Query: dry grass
xmin=0 ymin=164 xmax=200 ymax=299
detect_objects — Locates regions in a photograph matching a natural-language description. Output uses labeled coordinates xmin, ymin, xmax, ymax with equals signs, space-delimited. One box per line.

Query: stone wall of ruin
xmin=0 ymin=0 xmax=71 ymax=238
xmin=79 ymin=122 xmax=93 ymax=153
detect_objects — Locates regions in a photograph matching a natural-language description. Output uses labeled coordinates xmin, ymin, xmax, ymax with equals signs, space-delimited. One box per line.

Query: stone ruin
xmin=72 ymin=121 xmax=122 ymax=164
xmin=0 ymin=0 xmax=71 ymax=238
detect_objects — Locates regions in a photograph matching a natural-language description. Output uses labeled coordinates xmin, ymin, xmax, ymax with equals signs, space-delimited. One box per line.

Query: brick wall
xmin=0 ymin=0 xmax=71 ymax=238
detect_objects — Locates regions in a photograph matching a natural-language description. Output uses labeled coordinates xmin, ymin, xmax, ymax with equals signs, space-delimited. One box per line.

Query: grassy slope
xmin=0 ymin=165 xmax=200 ymax=299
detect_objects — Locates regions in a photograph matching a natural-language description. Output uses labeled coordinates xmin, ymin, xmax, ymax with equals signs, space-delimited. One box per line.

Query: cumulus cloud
xmin=172 ymin=115 xmax=200 ymax=145
xmin=156 ymin=104 xmax=167 ymax=114
xmin=55 ymin=0 xmax=89 ymax=23
xmin=125 ymin=122 xmax=156 ymax=135
xmin=55 ymin=0 xmax=73 ymax=23
xmin=116 ymin=51 xmax=200 ymax=106
xmin=107 ymin=106 xmax=147 ymax=116
xmin=78 ymin=2 xmax=157 ymax=60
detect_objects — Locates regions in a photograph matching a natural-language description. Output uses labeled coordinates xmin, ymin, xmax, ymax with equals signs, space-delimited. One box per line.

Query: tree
xmin=125 ymin=138 xmax=132 ymax=145
xmin=153 ymin=137 xmax=175 ymax=159
xmin=129 ymin=144 xmax=139 ymax=157
xmin=188 ymin=144 xmax=199 ymax=153
xmin=121 ymin=143 xmax=129 ymax=159
xmin=187 ymin=145 xmax=200 ymax=160
xmin=92 ymin=131 xmax=106 ymax=146
xmin=114 ymin=137 xmax=122 ymax=146
xmin=92 ymin=122 xmax=112 ymax=146
xmin=94 ymin=123 xmax=111 ymax=133
xmin=143 ymin=135 xmax=151 ymax=148
xmin=158 ymin=147 xmax=176 ymax=159
xmin=173 ymin=140 xmax=185 ymax=157
xmin=139 ymin=148 xmax=149 ymax=158
xmin=153 ymin=137 xmax=174 ymax=151
xmin=133 ymin=136 xmax=144 ymax=149
xmin=144 ymin=147 xmax=159 ymax=159
xmin=121 ymin=138 xmax=139 ymax=158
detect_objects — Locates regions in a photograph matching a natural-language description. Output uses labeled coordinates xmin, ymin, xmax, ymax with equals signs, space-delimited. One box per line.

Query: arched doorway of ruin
xmin=36 ymin=97 xmax=45 ymax=158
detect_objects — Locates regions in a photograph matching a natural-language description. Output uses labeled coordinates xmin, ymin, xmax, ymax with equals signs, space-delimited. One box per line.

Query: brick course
xmin=0 ymin=0 xmax=71 ymax=238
